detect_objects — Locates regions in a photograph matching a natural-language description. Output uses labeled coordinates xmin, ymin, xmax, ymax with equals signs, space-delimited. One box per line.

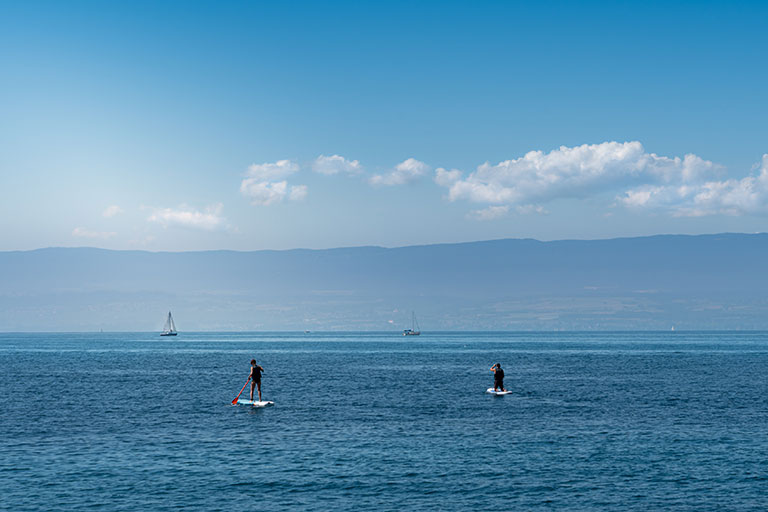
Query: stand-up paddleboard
xmin=486 ymin=388 xmax=512 ymax=396
xmin=237 ymin=399 xmax=274 ymax=407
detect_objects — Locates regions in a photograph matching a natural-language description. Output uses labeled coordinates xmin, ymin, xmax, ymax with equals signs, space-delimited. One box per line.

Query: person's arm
xmin=259 ymin=365 xmax=264 ymax=372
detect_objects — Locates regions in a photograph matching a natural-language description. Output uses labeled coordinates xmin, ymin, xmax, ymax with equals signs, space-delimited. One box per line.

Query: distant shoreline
xmin=3 ymin=330 xmax=768 ymax=334
xmin=3 ymin=233 xmax=768 ymax=331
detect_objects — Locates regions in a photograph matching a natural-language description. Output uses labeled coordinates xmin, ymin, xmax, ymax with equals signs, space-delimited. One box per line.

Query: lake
xmin=2 ymin=331 xmax=768 ymax=511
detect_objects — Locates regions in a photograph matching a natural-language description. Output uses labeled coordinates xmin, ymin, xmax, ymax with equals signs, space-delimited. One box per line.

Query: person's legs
xmin=250 ymin=380 xmax=256 ymax=401
xmin=256 ymin=380 xmax=262 ymax=401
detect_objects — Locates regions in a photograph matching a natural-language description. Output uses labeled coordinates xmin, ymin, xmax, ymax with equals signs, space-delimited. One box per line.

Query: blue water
xmin=3 ymin=332 xmax=768 ymax=511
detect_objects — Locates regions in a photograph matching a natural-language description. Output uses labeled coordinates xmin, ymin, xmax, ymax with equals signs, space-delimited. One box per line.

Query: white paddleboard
xmin=237 ymin=399 xmax=274 ymax=407
xmin=486 ymin=388 xmax=512 ymax=395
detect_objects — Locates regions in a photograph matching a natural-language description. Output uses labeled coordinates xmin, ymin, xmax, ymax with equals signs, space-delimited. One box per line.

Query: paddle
xmin=231 ymin=377 xmax=250 ymax=405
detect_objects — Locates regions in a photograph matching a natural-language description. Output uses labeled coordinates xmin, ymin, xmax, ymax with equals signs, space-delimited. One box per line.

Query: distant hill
xmin=1 ymin=233 xmax=767 ymax=331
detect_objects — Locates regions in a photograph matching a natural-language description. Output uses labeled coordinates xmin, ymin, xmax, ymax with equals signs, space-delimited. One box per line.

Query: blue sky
xmin=1 ymin=0 xmax=767 ymax=251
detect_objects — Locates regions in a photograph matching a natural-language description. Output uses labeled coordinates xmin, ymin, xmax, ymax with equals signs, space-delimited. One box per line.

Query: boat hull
xmin=160 ymin=332 xmax=177 ymax=336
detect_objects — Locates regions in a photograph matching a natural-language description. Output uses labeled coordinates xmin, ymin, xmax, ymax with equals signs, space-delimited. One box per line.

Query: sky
xmin=1 ymin=0 xmax=767 ymax=251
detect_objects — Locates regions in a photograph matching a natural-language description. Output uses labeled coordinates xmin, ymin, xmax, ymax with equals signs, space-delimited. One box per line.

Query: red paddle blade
xmin=231 ymin=378 xmax=250 ymax=405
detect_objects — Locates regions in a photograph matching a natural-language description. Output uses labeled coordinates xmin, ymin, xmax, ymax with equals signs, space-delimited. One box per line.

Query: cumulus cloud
xmin=312 ymin=154 xmax=362 ymax=175
xmin=240 ymin=159 xmax=307 ymax=205
xmin=240 ymin=180 xmax=308 ymax=205
xmin=516 ymin=204 xmax=549 ymax=215
xmin=102 ymin=205 xmax=123 ymax=218
xmin=434 ymin=141 xmax=768 ymax=217
xmin=241 ymin=181 xmax=288 ymax=206
xmin=246 ymin=160 xmax=299 ymax=181
xmin=441 ymin=141 xmax=722 ymax=206
xmin=289 ymin=184 xmax=308 ymax=201
xmin=620 ymin=154 xmax=768 ymax=216
xmin=466 ymin=204 xmax=548 ymax=221
xmin=467 ymin=205 xmax=509 ymax=220
xmin=72 ymin=227 xmax=116 ymax=239
xmin=370 ymin=158 xmax=430 ymax=186
xmin=147 ymin=203 xmax=227 ymax=231
xmin=434 ymin=167 xmax=462 ymax=187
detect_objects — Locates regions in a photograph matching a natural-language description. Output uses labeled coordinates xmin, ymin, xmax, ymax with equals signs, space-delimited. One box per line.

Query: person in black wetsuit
xmin=249 ymin=359 xmax=264 ymax=401
xmin=490 ymin=363 xmax=506 ymax=392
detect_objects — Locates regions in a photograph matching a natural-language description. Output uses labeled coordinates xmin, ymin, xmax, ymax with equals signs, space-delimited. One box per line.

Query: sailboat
xmin=161 ymin=311 xmax=178 ymax=336
xmin=403 ymin=311 xmax=421 ymax=336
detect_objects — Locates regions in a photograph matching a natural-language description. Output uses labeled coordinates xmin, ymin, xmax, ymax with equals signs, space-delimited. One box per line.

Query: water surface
xmin=2 ymin=331 xmax=768 ymax=511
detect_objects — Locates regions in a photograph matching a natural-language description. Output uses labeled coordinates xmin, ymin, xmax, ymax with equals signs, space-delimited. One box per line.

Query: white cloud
xmin=434 ymin=167 xmax=462 ymax=187
xmin=147 ymin=203 xmax=227 ymax=231
xmin=312 ymin=154 xmax=362 ymax=175
xmin=442 ymin=141 xmax=722 ymax=206
xmin=467 ymin=205 xmax=509 ymax=220
xmin=289 ymin=184 xmax=308 ymax=201
xmin=620 ymin=154 xmax=768 ymax=216
xmin=370 ymin=158 xmax=430 ymax=186
xmin=240 ymin=180 xmax=308 ymax=205
xmin=240 ymin=181 xmax=289 ymax=206
xmin=240 ymin=159 xmax=307 ymax=206
xmin=516 ymin=204 xmax=549 ymax=215
xmin=435 ymin=141 xmax=768 ymax=218
xmin=246 ymin=160 xmax=299 ymax=181
xmin=466 ymin=204 xmax=548 ymax=221
xmin=72 ymin=227 xmax=117 ymax=239
xmin=102 ymin=205 xmax=123 ymax=218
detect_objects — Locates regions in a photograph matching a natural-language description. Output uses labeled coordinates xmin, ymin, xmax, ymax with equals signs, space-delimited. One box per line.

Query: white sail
xmin=161 ymin=311 xmax=178 ymax=336
xmin=403 ymin=311 xmax=421 ymax=336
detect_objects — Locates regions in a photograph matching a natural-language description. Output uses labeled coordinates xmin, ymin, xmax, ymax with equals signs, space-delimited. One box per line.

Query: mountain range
xmin=1 ymin=233 xmax=767 ymax=331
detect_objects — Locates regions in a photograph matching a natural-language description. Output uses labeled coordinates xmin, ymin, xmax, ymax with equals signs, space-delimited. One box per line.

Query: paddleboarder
xmin=249 ymin=360 xmax=264 ymax=402
xmin=490 ymin=363 xmax=506 ymax=392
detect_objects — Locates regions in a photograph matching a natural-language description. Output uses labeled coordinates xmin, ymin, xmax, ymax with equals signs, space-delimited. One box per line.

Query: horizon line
xmin=2 ymin=231 xmax=766 ymax=255
xmin=2 ymin=329 xmax=765 ymax=334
